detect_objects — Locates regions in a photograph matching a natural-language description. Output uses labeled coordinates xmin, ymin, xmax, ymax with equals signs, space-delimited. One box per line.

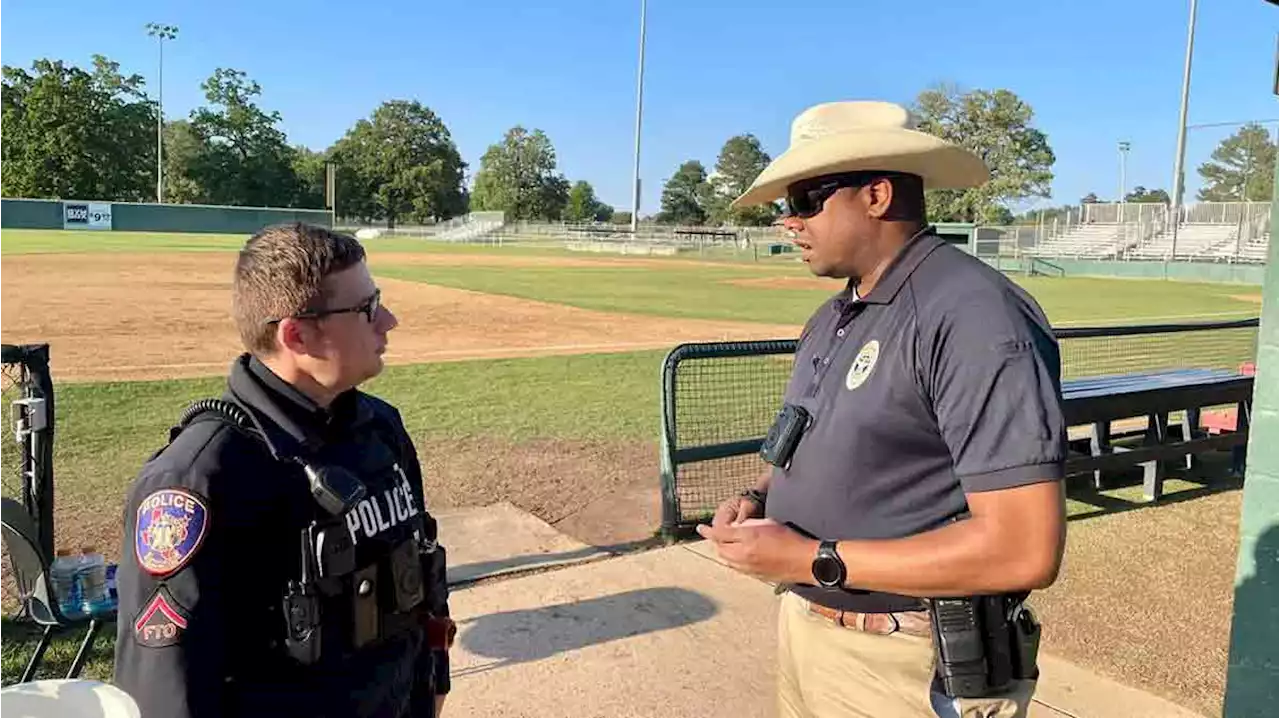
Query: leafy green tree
xmin=160 ymin=120 xmax=205 ymax=203
xmin=328 ymin=100 xmax=468 ymax=226
xmin=658 ymin=160 xmax=711 ymax=225
xmin=291 ymin=146 xmax=328 ymax=209
xmin=1124 ymin=186 xmax=1170 ymax=204
xmin=1196 ymin=124 xmax=1277 ymax=202
xmin=2 ymin=55 xmax=157 ymax=201
xmin=914 ymin=85 xmax=1055 ymax=223
xmin=185 ymin=68 xmax=301 ymax=207
xmin=564 ymin=180 xmax=612 ymax=222
xmin=471 ymin=127 xmax=569 ymax=221
xmin=706 ymin=134 xmax=778 ymax=226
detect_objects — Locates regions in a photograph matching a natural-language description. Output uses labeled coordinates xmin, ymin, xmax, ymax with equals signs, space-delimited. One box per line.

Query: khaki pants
xmin=777 ymin=591 xmax=1037 ymax=718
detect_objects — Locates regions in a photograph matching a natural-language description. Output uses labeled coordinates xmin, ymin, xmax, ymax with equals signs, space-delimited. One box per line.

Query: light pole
xmin=629 ymin=0 xmax=647 ymax=235
xmin=146 ymin=23 xmax=178 ymax=204
xmin=1117 ymin=141 xmax=1130 ymax=203
xmin=1169 ymin=0 xmax=1198 ymax=261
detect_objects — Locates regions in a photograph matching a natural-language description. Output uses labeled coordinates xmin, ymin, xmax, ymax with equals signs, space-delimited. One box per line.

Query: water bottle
xmin=77 ymin=546 xmax=115 ymax=616
xmin=49 ymin=549 xmax=84 ymax=619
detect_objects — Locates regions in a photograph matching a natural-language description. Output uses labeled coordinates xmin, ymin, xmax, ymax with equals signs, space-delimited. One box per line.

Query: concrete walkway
xmin=437 ymin=520 xmax=1205 ymax=718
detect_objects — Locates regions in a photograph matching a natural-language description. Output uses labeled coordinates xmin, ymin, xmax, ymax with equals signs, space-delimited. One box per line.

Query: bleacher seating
xmin=1022 ymin=202 xmax=1271 ymax=264
xmin=1025 ymin=223 xmax=1137 ymax=259
xmin=1126 ymin=224 xmax=1239 ymax=261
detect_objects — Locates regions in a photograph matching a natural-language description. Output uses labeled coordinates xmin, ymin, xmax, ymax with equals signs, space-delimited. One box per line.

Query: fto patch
xmin=845 ymin=339 xmax=881 ymax=391
xmin=135 ymin=488 xmax=209 ymax=576
xmin=133 ymin=587 xmax=189 ymax=648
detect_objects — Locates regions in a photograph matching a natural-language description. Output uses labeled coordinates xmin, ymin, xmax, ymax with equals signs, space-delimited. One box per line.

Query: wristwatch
xmin=811 ymin=540 xmax=847 ymax=588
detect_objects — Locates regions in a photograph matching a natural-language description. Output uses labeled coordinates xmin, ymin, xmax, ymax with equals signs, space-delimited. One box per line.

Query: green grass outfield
xmin=0 ymin=228 xmax=1264 ymax=685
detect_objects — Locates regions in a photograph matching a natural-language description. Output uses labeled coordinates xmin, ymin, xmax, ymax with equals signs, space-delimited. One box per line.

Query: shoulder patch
xmin=133 ymin=586 xmax=189 ymax=648
xmin=135 ymin=488 xmax=209 ymax=576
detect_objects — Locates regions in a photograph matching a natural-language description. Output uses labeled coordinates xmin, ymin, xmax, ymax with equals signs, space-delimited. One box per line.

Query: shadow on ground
xmin=0 ymin=617 xmax=117 ymax=686
xmin=1064 ymin=449 xmax=1245 ymax=522
xmin=455 ymin=586 xmax=717 ymax=677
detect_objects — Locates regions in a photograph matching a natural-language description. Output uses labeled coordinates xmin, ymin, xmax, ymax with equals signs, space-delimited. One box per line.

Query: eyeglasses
xmin=784 ymin=172 xmax=890 ymax=219
xmin=267 ymin=289 xmax=381 ymax=325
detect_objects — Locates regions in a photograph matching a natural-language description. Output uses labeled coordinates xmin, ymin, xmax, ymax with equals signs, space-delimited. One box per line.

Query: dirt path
xmin=1 ymin=253 xmax=801 ymax=382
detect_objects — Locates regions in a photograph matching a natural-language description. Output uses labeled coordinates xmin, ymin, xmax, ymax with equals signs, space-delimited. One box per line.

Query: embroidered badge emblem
xmin=134 ymin=587 xmax=189 ymax=648
xmin=136 ymin=488 xmax=209 ymax=576
xmin=845 ymin=340 xmax=881 ymax=391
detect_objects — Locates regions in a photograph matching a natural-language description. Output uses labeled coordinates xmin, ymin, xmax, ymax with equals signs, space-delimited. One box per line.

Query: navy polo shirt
xmin=766 ymin=229 xmax=1067 ymax=612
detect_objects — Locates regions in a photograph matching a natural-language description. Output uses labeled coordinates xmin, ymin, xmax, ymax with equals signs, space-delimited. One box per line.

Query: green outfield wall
xmin=1 ymin=198 xmax=332 ymax=234
xmin=980 ymin=256 xmax=1266 ymax=285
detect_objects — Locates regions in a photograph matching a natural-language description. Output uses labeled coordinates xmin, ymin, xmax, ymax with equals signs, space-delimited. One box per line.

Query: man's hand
xmin=695 ymin=518 xmax=817 ymax=585
xmin=711 ymin=493 xmax=764 ymax=528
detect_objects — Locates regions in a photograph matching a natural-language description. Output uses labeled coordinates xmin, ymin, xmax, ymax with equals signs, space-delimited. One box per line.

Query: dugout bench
xmin=1063 ymin=367 xmax=1252 ymax=502
xmin=657 ymin=321 xmax=1258 ymax=537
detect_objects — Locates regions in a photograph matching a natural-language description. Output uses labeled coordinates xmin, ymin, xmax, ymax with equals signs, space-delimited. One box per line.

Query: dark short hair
xmin=232 ymin=222 xmax=367 ymax=355
xmin=881 ymin=173 xmax=927 ymax=223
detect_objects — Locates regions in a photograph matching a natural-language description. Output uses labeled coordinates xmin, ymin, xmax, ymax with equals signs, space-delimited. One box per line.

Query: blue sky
xmin=3 ymin=0 xmax=1277 ymax=215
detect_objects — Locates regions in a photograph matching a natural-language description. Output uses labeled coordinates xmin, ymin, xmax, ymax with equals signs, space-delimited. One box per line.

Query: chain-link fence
xmin=1 ymin=344 xmax=56 ymax=562
xmin=658 ymin=317 xmax=1260 ymax=535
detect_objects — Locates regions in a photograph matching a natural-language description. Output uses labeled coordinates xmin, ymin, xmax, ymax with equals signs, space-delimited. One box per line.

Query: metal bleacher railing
xmin=1018 ymin=201 xmax=1272 ymax=264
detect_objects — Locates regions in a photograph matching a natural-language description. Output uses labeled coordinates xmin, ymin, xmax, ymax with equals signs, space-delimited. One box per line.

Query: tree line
xmin=4 ymin=56 xmax=1273 ymax=228
xmin=1 ymin=55 xmax=617 ymax=227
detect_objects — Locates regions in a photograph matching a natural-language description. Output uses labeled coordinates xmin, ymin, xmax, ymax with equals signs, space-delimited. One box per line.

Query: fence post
xmin=1223 ymin=143 xmax=1280 ymax=711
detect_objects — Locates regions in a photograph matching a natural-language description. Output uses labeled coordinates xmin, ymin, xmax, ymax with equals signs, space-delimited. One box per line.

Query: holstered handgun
xmin=418 ymin=515 xmax=455 ymax=650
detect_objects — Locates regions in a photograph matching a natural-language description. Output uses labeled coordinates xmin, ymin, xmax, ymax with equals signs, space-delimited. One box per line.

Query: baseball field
xmin=0 ymin=228 xmax=1264 ymax=715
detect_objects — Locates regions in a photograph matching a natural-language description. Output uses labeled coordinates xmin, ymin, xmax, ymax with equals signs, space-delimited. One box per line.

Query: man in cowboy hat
xmin=697 ymin=101 xmax=1067 ymax=718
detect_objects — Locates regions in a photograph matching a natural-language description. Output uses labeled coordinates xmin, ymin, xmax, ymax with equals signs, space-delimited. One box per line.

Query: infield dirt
xmin=1 ymin=252 xmax=802 ymax=382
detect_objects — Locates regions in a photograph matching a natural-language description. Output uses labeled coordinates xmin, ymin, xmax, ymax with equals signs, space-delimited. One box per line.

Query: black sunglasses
xmin=267 ymin=289 xmax=381 ymax=325
xmin=784 ymin=172 xmax=895 ymax=219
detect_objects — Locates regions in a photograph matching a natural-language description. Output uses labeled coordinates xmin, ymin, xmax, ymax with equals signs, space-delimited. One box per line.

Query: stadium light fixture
xmin=1117 ymin=141 xmax=1130 ymax=203
xmin=1168 ymin=0 xmax=1197 ymax=262
xmin=630 ymin=0 xmax=647 ymax=235
xmin=146 ymin=23 xmax=179 ymax=205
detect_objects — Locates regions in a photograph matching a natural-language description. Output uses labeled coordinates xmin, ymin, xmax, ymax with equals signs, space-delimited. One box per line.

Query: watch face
xmin=813 ymin=555 xmax=843 ymax=586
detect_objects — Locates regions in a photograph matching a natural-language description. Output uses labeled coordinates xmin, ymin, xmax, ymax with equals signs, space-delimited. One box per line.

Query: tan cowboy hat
xmin=731 ymin=100 xmax=989 ymax=209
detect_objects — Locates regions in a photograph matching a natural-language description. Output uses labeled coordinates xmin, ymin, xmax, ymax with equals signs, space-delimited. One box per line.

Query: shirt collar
xmin=834 ymin=226 xmax=946 ymax=310
xmin=226 ymin=353 xmax=366 ymax=452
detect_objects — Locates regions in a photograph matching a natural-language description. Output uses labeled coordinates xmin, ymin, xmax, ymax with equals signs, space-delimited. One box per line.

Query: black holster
xmin=929 ymin=594 xmax=1040 ymax=699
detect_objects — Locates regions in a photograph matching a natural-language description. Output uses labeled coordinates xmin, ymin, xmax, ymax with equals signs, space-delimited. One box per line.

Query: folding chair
xmin=1 ymin=497 xmax=113 ymax=682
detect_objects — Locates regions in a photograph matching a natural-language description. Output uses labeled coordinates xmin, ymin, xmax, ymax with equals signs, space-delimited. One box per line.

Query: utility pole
xmin=146 ymin=23 xmax=179 ymax=205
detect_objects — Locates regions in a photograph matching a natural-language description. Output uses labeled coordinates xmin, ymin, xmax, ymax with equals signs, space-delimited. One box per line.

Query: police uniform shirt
xmin=113 ymin=354 xmax=448 ymax=718
xmin=766 ymin=229 xmax=1068 ymax=613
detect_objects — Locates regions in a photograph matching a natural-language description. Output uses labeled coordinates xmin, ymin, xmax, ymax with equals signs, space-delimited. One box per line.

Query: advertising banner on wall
xmin=62 ymin=201 xmax=113 ymax=230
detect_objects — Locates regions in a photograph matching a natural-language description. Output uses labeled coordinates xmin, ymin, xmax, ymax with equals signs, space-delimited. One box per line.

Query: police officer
xmin=697 ymin=101 xmax=1068 ymax=718
xmin=113 ymin=223 xmax=454 ymax=717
